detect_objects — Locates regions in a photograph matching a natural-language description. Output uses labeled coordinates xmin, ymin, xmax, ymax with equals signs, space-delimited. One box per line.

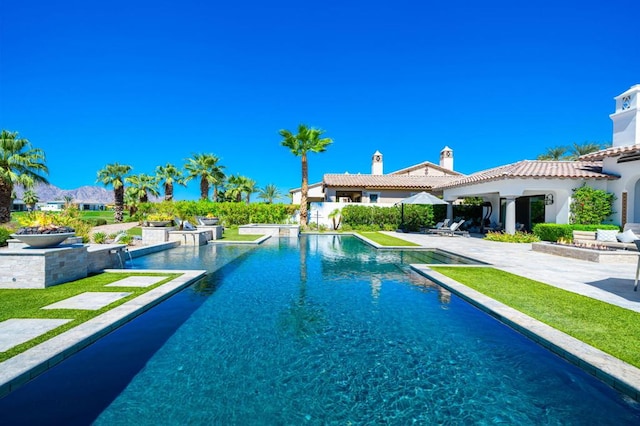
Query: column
xmin=504 ymin=197 xmax=517 ymax=234
xmin=446 ymin=202 xmax=454 ymax=222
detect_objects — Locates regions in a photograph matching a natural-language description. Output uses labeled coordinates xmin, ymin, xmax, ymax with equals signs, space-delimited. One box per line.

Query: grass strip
xmin=0 ymin=272 xmax=181 ymax=362
xmin=431 ymin=267 xmax=640 ymax=368
xmin=221 ymin=227 xmax=264 ymax=241
xmin=357 ymin=231 xmax=420 ymax=246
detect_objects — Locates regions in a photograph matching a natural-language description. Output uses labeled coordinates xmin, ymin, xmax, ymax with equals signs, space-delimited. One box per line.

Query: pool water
xmin=1 ymin=235 xmax=639 ymax=424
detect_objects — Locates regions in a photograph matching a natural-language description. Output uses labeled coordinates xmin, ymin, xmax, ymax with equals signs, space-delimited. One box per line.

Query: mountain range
xmin=14 ymin=183 xmax=115 ymax=204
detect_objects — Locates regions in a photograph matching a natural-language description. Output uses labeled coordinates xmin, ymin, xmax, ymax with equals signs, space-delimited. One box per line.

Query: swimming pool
xmin=1 ymin=235 xmax=638 ymax=424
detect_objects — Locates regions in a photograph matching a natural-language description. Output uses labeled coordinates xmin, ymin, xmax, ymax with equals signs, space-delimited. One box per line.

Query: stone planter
xmin=147 ymin=220 xmax=172 ymax=227
xmin=200 ymin=217 xmax=219 ymax=226
xmin=10 ymin=232 xmax=76 ymax=249
xmin=532 ymin=242 xmax=639 ymax=264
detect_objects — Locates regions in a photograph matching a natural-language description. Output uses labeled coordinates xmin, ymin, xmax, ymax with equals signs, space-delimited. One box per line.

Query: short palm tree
xmin=184 ymin=153 xmax=225 ymax=200
xmin=155 ymin=163 xmax=185 ymax=201
xmin=96 ymin=163 xmax=132 ymax=223
xmin=258 ymin=183 xmax=283 ymax=204
xmin=225 ymin=174 xmax=244 ymax=202
xmin=567 ymin=142 xmax=607 ymax=160
xmin=0 ymin=130 xmax=49 ymax=223
xmin=280 ymin=124 xmax=332 ymax=226
xmin=537 ymin=146 xmax=569 ymax=160
xmin=125 ymin=173 xmax=159 ymax=203
xmin=22 ymin=189 xmax=39 ymax=211
xmin=63 ymin=195 xmax=74 ymax=210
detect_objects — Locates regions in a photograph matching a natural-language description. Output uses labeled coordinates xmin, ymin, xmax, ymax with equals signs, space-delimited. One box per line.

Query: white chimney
xmin=440 ymin=146 xmax=453 ymax=170
xmin=371 ymin=150 xmax=383 ymax=175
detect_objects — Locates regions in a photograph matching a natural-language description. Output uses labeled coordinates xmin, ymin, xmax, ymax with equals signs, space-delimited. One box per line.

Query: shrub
xmin=341 ymin=204 xmax=434 ymax=232
xmin=570 ymin=184 xmax=616 ymax=225
xmin=89 ymin=218 xmax=108 ymax=226
xmin=532 ymin=223 xmax=620 ymax=242
xmin=92 ymin=232 xmax=107 ymax=244
xmin=0 ymin=227 xmax=11 ymax=246
xmin=484 ymin=231 xmax=540 ymax=243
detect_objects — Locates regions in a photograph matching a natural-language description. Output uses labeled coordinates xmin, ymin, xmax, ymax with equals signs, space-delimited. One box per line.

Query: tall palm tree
xmin=258 ymin=184 xmax=283 ymax=204
xmin=0 ymin=130 xmax=49 ymax=223
xmin=96 ymin=163 xmax=132 ymax=223
xmin=155 ymin=163 xmax=185 ymax=201
xmin=537 ymin=146 xmax=569 ymax=160
xmin=184 ymin=153 xmax=225 ymax=200
xmin=280 ymin=124 xmax=333 ymax=226
xmin=125 ymin=173 xmax=159 ymax=203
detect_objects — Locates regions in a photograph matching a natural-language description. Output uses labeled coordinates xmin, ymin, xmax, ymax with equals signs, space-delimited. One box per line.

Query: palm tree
xmin=280 ymin=124 xmax=333 ymax=226
xmin=567 ymin=142 xmax=607 ymax=160
xmin=96 ymin=163 xmax=132 ymax=223
xmin=184 ymin=153 xmax=225 ymax=200
xmin=225 ymin=174 xmax=244 ymax=202
xmin=63 ymin=195 xmax=74 ymax=210
xmin=258 ymin=183 xmax=283 ymax=204
xmin=537 ymin=146 xmax=569 ymax=160
xmin=0 ymin=130 xmax=49 ymax=223
xmin=22 ymin=189 xmax=39 ymax=211
xmin=125 ymin=173 xmax=159 ymax=203
xmin=155 ymin=163 xmax=185 ymax=201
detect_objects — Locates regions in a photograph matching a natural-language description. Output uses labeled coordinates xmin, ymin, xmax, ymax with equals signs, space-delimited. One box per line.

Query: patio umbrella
xmin=396 ymin=192 xmax=448 ymax=231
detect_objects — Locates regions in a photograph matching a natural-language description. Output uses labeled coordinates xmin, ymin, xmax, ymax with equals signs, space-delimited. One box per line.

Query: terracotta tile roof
xmin=323 ymin=174 xmax=460 ymax=189
xmin=578 ymin=144 xmax=640 ymax=161
xmin=435 ymin=160 xmax=618 ymax=190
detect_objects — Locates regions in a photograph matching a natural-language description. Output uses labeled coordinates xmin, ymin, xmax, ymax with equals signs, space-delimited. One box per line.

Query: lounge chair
xmin=421 ymin=219 xmax=450 ymax=234
xmin=431 ymin=219 xmax=467 ymax=237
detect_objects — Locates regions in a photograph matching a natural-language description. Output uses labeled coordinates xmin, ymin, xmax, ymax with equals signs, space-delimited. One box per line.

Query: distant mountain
xmin=14 ymin=183 xmax=115 ymax=204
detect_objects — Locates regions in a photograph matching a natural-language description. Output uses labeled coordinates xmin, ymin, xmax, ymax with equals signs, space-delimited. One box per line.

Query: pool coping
xmin=411 ymin=264 xmax=640 ymax=401
xmin=0 ymin=269 xmax=207 ymax=398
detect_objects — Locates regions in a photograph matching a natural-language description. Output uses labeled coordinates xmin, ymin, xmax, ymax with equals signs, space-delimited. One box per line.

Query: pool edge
xmin=411 ymin=264 xmax=640 ymax=402
xmin=0 ymin=269 xmax=207 ymax=398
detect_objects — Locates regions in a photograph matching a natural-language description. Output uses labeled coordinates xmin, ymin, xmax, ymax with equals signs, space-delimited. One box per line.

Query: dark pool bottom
xmin=0 ymin=235 xmax=638 ymax=424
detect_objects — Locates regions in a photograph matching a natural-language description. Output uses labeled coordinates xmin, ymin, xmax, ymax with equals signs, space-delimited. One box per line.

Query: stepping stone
xmin=105 ymin=276 xmax=167 ymax=288
xmin=0 ymin=319 xmax=72 ymax=352
xmin=41 ymin=292 xmax=132 ymax=311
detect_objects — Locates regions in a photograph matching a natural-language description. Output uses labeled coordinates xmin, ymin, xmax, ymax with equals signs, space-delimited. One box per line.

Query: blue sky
xmin=1 ymin=0 xmax=638 ymax=201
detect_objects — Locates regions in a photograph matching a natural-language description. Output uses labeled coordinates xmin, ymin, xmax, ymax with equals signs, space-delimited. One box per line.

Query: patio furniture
xmin=431 ymin=219 xmax=468 ymax=237
xmin=421 ymin=218 xmax=450 ymax=234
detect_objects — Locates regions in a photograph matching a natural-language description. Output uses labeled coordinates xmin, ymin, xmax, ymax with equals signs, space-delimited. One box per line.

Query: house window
xmin=369 ymin=193 xmax=379 ymax=203
xmin=622 ymin=95 xmax=631 ymax=110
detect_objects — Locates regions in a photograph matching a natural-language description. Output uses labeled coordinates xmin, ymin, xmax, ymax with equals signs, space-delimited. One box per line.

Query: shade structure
xmin=396 ymin=192 xmax=448 ymax=231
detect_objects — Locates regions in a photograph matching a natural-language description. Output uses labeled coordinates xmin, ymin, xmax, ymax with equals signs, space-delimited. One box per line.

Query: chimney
xmin=440 ymin=146 xmax=453 ymax=170
xmin=371 ymin=150 xmax=383 ymax=175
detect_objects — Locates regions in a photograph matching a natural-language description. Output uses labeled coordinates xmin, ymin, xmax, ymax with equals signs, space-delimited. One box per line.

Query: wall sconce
xmin=544 ymin=194 xmax=554 ymax=205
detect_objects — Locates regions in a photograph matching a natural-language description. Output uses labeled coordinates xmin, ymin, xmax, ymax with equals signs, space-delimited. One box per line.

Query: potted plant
xmin=12 ymin=212 xmax=76 ymax=248
xmin=200 ymin=213 xmax=220 ymax=226
xmin=146 ymin=213 xmax=174 ymax=227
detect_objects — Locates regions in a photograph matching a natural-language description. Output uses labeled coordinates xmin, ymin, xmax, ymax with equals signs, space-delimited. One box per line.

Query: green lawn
xmin=357 ymin=231 xmax=420 ymax=246
xmin=431 ymin=266 xmax=640 ymax=368
xmin=0 ymin=272 xmax=181 ymax=362
xmin=221 ymin=227 xmax=264 ymax=241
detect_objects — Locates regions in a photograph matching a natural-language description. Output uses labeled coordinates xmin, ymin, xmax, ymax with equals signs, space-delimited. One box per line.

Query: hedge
xmin=532 ymin=223 xmax=621 ymax=242
xmin=341 ymin=204 xmax=434 ymax=232
xmin=0 ymin=227 xmax=11 ymax=246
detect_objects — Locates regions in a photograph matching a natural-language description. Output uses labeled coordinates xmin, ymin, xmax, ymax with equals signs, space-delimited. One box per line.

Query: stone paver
xmin=105 ymin=276 xmax=167 ymax=288
xmin=41 ymin=292 xmax=132 ymax=311
xmin=0 ymin=319 xmax=72 ymax=352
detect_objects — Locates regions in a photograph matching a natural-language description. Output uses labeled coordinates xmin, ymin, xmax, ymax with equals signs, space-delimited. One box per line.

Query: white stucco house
xmin=289 ymin=84 xmax=640 ymax=233
xmin=438 ymin=84 xmax=640 ymax=234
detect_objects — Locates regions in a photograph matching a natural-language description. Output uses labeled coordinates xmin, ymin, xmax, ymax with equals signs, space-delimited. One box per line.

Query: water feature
xmin=1 ymin=235 xmax=638 ymax=424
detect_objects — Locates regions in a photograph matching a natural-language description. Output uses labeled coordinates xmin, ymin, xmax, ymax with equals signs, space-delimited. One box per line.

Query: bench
xmin=572 ymin=223 xmax=640 ymax=251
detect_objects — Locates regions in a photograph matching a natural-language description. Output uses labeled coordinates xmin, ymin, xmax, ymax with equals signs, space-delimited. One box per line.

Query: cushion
xmin=617 ymin=229 xmax=638 ymax=243
xmin=596 ymin=229 xmax=618 ymax=242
